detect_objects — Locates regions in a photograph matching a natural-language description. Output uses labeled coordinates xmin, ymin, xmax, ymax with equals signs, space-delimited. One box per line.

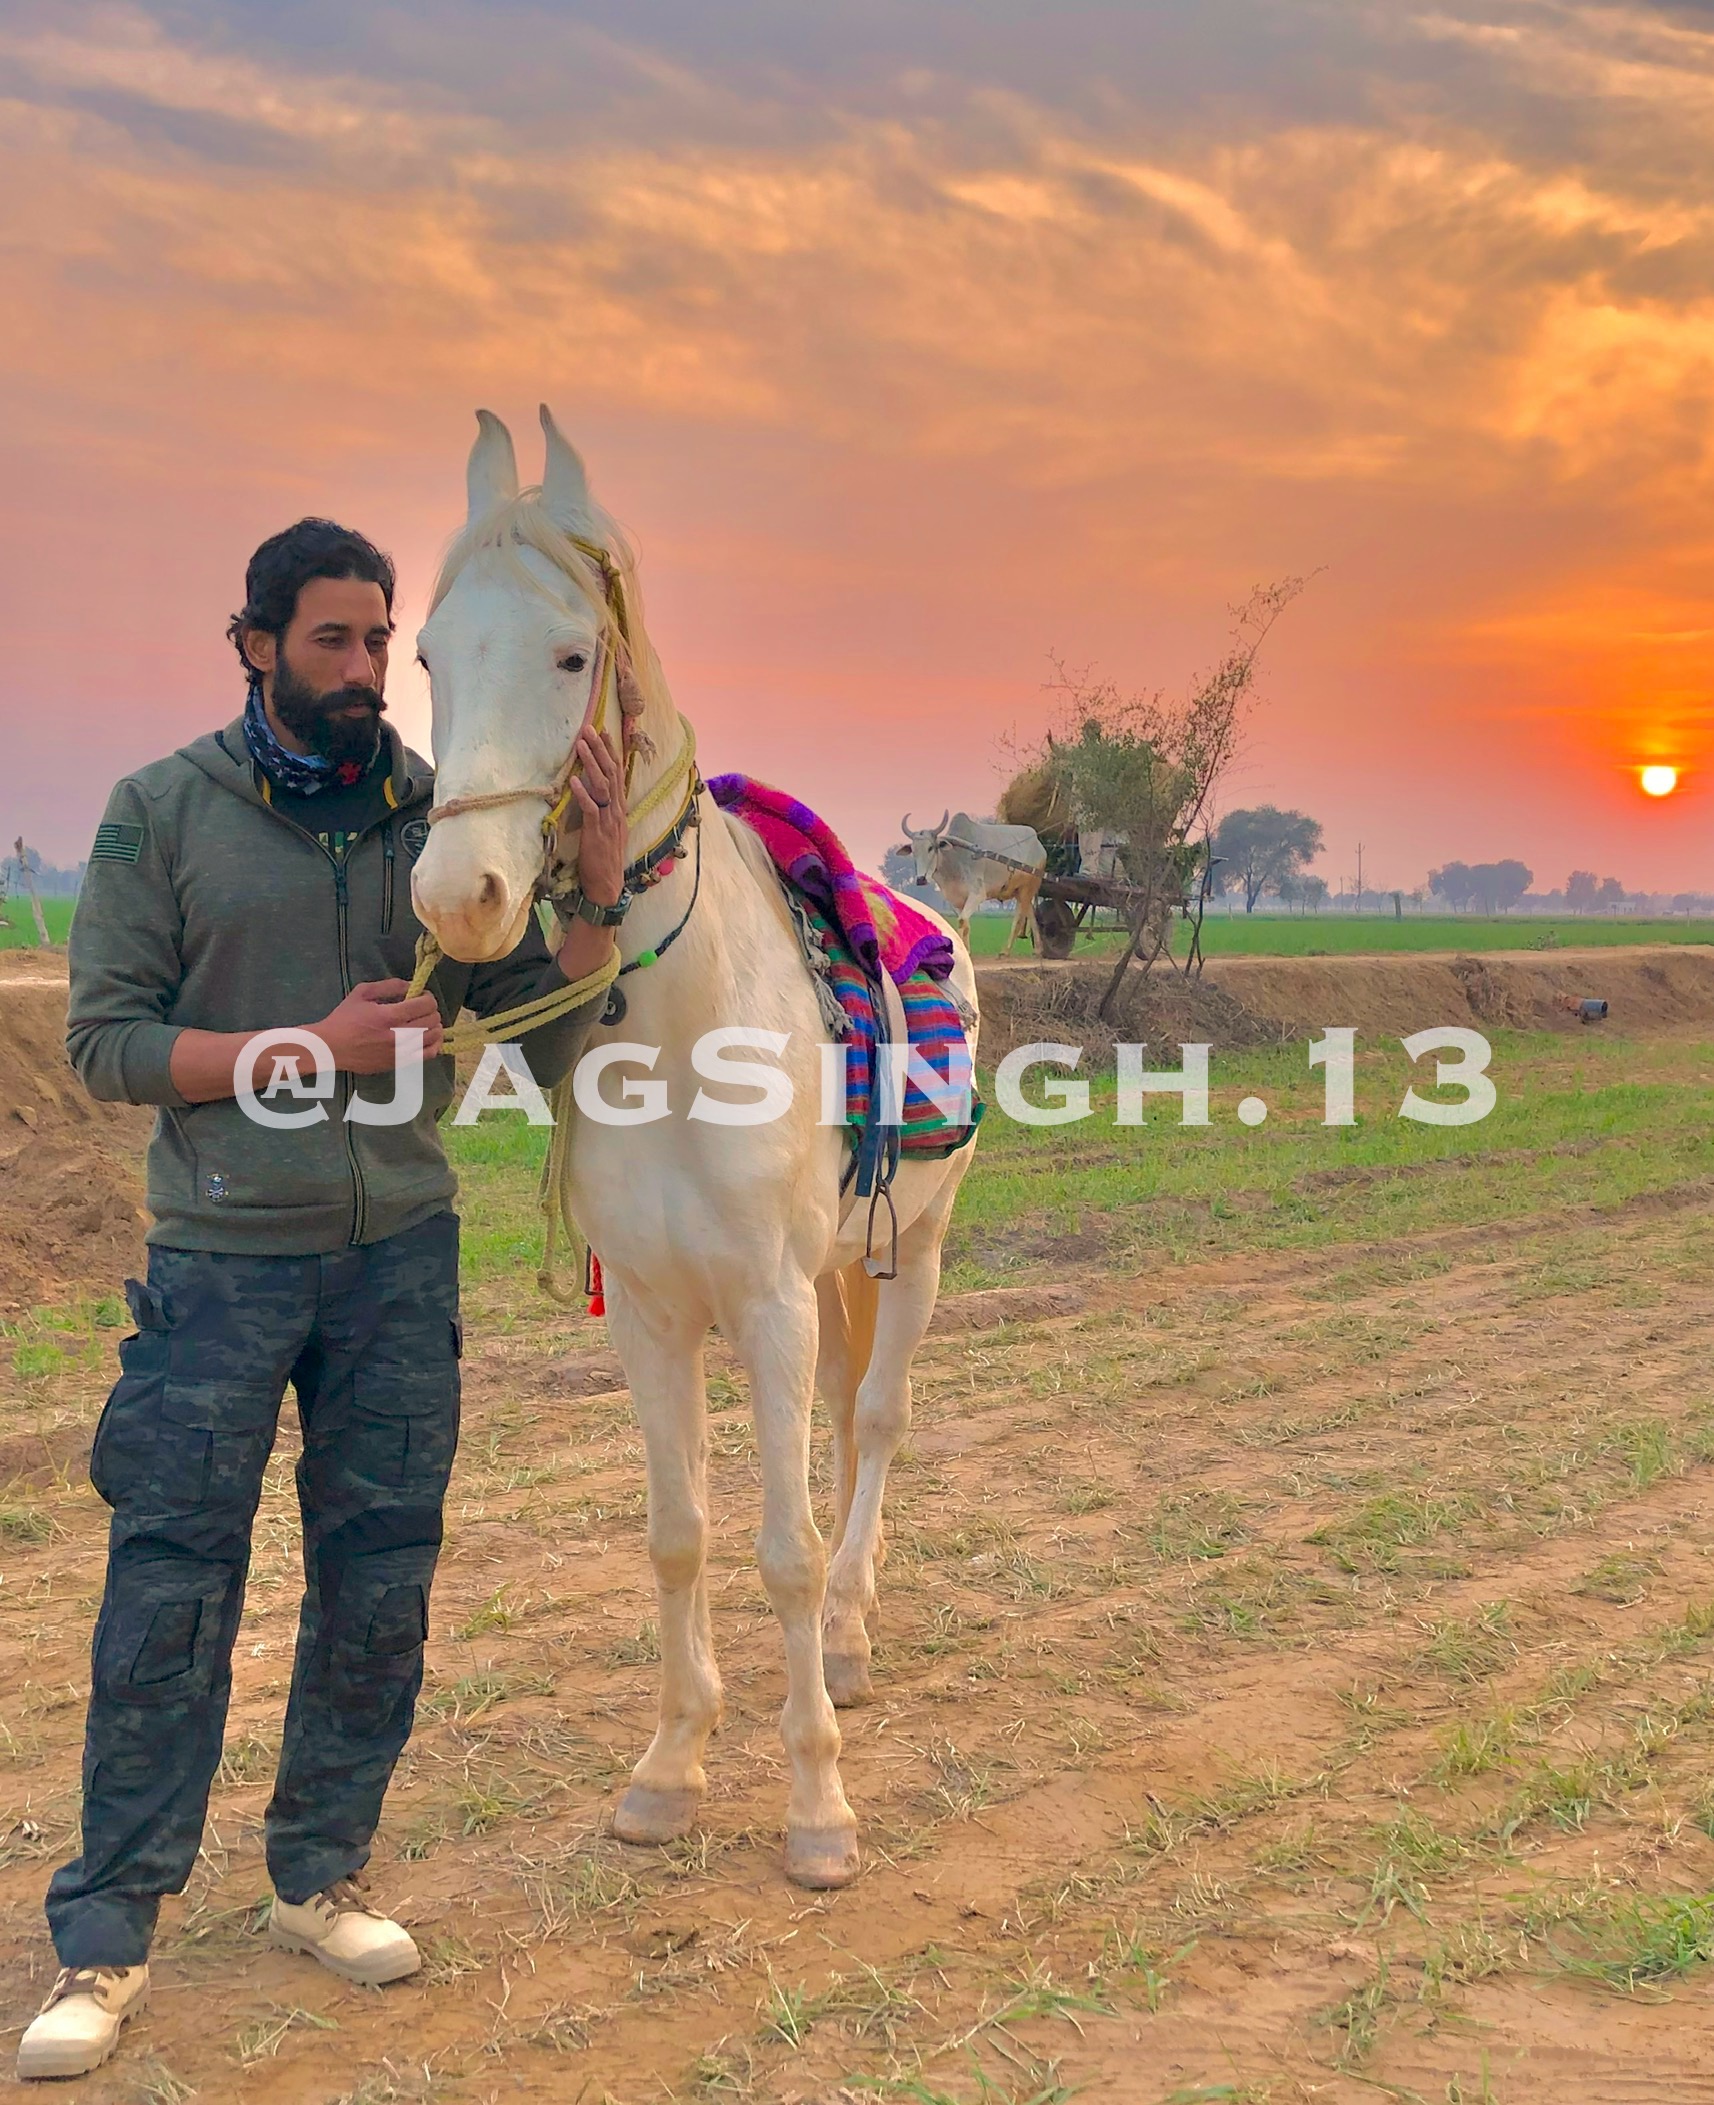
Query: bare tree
xmin=12 ymin=838 xmax=50 ymax=947
xmin=1038 ymin=579 xmax=1306 ymax=1019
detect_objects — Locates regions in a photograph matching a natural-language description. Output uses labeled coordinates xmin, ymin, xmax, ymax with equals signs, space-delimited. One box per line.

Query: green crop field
xmin=962 ymin=906 xmax=1714 ymax=958
xmin=14 ymin=892 xmax=1706 ymax=963
xmin=0 ymin=896 xmax=73 ymax=949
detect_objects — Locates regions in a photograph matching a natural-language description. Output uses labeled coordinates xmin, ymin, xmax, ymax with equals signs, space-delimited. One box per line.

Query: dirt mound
xmin=977 ymin=957 xmax=1296 ymax=1060
xmin=976 ymin=943 xmax=1714 ymax=1055
xmin=0 ymin=971 xmax=150 ymax=1311
xmin=1207 ymin=943 xmax=1714 ymax=1036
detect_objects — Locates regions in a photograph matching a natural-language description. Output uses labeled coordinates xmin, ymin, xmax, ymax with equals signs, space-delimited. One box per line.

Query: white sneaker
xmin=16 ymin=1964 xmax=149 ymax=2080
xmin=269 ymin=1877 xmax=420 ymax=1985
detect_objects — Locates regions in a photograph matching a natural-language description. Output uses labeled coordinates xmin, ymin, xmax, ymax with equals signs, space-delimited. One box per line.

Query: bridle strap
xmin=420 ymin=540 xmax=696 ymax=876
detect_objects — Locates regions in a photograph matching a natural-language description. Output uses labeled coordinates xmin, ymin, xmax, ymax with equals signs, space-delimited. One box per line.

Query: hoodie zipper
xmin=248 ymin=784 xmax=416 ymax=1250
xmin=332 ymin=856 xmax=368 ymax=1245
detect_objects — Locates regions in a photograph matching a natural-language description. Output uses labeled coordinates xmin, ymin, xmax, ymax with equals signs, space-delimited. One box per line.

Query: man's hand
xmin=566 ymin=727 xmax=628 ymax=907
xmin=316 ymin=981 xmax=446 ymax=1072
xmin=168 ymin=980 xmax=445 ymax=1103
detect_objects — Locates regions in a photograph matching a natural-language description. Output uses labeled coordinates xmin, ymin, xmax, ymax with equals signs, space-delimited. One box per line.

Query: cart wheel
xmin=1035 ymin=897 xmax=1077 ymax=960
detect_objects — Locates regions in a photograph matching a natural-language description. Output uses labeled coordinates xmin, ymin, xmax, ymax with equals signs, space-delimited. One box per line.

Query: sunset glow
xmin=1641 ymin=766 xmax=1680 ymax=799
xmin=4 ymin=4 xmax=1714 ymax=894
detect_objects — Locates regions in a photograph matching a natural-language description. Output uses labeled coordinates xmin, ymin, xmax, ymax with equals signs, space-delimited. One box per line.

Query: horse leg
xmin=815 ymin=1274 xmax=859 ymax=1559
xmin=605 ymin=1280 xmax=724 ymax=1846
xmin=732 ymin=1277 xmax=858 ymax=1889
xmin=823 ymin=1163 xmax=966 ymax=1705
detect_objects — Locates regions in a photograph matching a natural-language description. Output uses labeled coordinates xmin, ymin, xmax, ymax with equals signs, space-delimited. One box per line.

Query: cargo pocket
xmin=367 ymin=1581 xmax=429 ymax=1656
xmin=330 ymin=1576 xmax=429 ymax=1739
xmin=95 ymin=1570 xmax=231 ymax=1705
xmin=347 ymin=1361 xmax=459 ymax=1493
xmin=154 ymin=1379 xmax=278 ymax=1512
xmin=88 ymin=1281 xmax=171 ymax=1508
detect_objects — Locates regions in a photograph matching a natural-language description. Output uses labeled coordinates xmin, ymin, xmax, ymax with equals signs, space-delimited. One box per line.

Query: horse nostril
xmin=477 ymin=872 xmax=504 ymax=910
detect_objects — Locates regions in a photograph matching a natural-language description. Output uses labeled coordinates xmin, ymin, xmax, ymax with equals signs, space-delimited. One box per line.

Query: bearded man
xmin=20 ymin=519 xmax=629 ymax=2080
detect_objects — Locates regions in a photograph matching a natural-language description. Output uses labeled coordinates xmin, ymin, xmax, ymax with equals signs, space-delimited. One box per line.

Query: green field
xmin=446 ymin=1023 xmax=1713 ymax=1307
xmin=12 ymin=892 xmax=1709 ymax=962
xmin=0 ymin=896 xmax=73 ymax=949
xmin=963 ymin=907 xmax=1714 ymax=958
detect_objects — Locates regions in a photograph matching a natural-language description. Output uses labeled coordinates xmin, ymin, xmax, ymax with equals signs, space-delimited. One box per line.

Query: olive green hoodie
xmin=67 ymin=713 xmax=601 ymax=1255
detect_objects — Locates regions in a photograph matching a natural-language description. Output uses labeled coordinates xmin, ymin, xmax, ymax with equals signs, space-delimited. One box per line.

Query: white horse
xmin=410 ymin=406 xmax=980 ymax=1888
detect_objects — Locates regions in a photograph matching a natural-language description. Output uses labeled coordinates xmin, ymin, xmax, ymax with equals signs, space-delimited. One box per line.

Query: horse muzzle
xmin=410 ymin=816 xmax=541 ymax=963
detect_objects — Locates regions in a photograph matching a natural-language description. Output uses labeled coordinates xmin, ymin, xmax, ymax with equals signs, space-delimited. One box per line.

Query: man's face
xmin=250 ymin=575 xmax=393 ymax=769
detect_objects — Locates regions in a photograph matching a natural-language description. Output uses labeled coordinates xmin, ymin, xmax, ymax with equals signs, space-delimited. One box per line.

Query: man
xmin=20 ymin=519 xmax=629 ymax=2081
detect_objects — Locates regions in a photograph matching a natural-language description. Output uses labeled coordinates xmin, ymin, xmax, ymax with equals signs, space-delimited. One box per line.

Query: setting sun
xmin=1640 ymin=765 xmax=1680 ymax=798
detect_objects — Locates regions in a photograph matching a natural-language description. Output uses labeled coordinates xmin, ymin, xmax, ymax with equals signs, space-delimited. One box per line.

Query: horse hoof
xmin=823 ymin=1652 xmax=874 ymax=1708
xmin=612 ymin=1785 xmax=701 ymax=1846
xmin=787 ymin=1824 xmax=860 ymax=1890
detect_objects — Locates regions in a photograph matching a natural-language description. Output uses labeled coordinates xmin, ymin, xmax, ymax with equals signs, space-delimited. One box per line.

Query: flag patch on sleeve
xmin=89 ymin=823 xmax=144 ymax=865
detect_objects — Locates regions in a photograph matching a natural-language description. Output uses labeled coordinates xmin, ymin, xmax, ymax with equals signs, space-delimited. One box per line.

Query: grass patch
xmin=1548 ymin=1891 xmax=1714 ymax=1993
xmin=1418 ymin=1602 xmax=1515 ymax=1682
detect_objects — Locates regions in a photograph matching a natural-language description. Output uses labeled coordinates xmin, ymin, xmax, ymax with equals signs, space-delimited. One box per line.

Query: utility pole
xmin=14 ymin=837 xmax=49 ymax=947
xmin=1354 ymin=841 xmax=1365 ymax=915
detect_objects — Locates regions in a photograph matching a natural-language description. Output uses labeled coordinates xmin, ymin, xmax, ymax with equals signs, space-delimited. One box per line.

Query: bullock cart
xmin=1030 ymin=864 xmax=1149 ymax=959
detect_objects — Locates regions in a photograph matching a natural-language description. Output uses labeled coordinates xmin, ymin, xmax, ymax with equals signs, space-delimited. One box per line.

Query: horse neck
xmin=620 ymin=801 xmax=805 ymax=1052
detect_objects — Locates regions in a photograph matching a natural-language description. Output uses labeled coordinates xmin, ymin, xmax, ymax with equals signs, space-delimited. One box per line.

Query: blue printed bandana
xmin=242 ymin=686 xmax=369 ymax=795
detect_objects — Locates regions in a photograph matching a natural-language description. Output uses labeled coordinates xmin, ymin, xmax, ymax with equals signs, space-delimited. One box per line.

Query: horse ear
xmin=539 ymin=403 xmax=593 ymax=531
xmin=467 ymin=410 xmax=518 ymax=522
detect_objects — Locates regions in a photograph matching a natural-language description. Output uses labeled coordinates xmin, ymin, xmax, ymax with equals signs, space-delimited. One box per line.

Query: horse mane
xmin=721 ymin=809 xmax=802 ymax=946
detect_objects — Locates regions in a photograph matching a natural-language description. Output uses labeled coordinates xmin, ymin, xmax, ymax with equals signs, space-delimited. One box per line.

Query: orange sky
xmin=3 ymin=0 xmax=1713 ymax=893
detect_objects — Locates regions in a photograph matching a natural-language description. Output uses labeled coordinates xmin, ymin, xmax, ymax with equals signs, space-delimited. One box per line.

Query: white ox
xmin=901 ymin=810 xmax=1046 ymax=956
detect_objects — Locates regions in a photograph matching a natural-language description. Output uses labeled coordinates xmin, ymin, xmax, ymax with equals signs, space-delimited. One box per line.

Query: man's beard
xmin=270 ymin=656 xmax=387 ymax=771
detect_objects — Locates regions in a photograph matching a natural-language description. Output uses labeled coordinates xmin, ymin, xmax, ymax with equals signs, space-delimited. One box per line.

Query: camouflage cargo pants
xmin=46 ymin=1212 xmax=461 ymax=1966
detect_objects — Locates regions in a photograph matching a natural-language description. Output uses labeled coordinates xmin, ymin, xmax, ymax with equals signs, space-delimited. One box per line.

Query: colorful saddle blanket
xmin=707 ymin=774 xmax=982 ymax=1158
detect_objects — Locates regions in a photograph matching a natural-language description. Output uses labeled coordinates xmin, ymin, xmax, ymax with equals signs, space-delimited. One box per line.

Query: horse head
xmin=411 ymin=405 xmax=668 ymax=962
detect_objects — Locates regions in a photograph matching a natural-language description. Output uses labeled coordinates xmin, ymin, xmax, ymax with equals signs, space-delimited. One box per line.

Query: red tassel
xmin=588 ymin=1251 xmax=605 ymax=1318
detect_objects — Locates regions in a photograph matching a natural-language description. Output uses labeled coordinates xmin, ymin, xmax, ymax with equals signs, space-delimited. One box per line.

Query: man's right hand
xmin=317 ymin=980 xmax=446 ymax=1072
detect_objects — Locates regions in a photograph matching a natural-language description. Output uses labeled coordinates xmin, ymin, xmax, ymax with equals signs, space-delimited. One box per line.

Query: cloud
xmin=6 ymin=0 xmax=1714 ymax=885
xmin=7 ymin=1 xmax=1713 ymax=509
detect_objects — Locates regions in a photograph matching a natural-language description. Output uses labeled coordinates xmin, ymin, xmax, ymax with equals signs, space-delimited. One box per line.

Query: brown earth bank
xmin=0 ymin=968 xmax=148 ymax=1312
xmin=975 ymin=942 xmax=1714 ymax=1057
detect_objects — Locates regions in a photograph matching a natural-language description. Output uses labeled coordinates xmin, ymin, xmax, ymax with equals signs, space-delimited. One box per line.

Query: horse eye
xmin=559 ymin=651 xmax=588 ymax=674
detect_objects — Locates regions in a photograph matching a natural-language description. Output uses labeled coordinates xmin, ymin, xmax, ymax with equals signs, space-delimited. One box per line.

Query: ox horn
xmin=936 ymin=808 xmax=950 ymax=834
xmin=901 ymin=811 xmax=916 ymax=836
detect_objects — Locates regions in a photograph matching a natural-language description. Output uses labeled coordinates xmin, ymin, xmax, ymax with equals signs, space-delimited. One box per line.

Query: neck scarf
xmin=242 ymin=686 xmax=373 ymax=795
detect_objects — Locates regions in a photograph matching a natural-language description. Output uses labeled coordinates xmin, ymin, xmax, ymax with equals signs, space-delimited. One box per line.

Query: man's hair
xmin=227 ymin=518 xmax=397 ymax=679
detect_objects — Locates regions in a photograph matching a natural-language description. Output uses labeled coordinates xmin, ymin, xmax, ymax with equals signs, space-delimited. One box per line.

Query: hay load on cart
xmin=995 ymin=752 xmax=1153 ymax=961
xmin=995 ymin=581 xmax=1304 ymax=1007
